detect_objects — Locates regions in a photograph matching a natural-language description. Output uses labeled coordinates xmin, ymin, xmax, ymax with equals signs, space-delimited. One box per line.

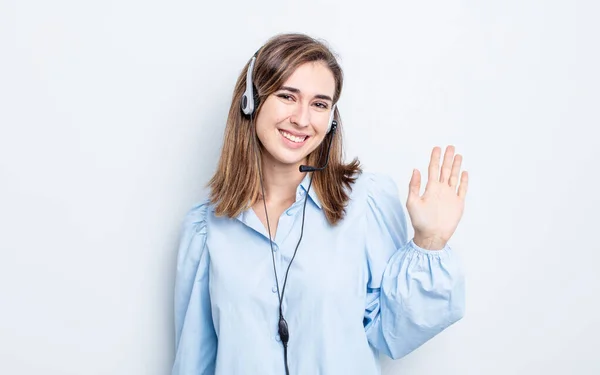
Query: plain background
xmin=1 ymin=0 xmax=598 ymax=374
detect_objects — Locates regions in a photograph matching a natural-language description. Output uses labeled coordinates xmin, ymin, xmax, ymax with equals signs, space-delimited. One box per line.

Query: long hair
xmin=208 ymin=33 xmax=361 ymax=225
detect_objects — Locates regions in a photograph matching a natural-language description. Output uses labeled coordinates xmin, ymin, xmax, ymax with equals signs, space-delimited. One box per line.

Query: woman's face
xmin=255 ymin=61 xmax=335 ymax=169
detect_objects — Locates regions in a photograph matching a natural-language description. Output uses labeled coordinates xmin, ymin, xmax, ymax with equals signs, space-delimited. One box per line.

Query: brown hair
xmin=208 ymin=33 xmax=361 ymax=225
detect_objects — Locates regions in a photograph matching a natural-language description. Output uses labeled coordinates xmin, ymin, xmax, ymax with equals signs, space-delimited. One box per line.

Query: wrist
xmin=413 ymin=235 xmax=447 ymax=250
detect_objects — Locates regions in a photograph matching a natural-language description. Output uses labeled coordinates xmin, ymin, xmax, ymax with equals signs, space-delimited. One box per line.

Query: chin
xmin=266 ymin=147 xmax=311 ymax=167
xmin=273 ymin=152 xmax=308 ymax=167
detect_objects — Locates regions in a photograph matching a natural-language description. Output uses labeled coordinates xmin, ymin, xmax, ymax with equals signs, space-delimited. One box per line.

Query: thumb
xmin=408 ymin=169 xmax=421 ymax=200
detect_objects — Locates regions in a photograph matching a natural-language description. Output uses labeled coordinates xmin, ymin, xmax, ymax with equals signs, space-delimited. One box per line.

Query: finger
xmin=439 ymin=145 xmax=455 ymax=183
xmin=458 ymin=171 xmax=469 ymax=199
xmin=449 ymin=154 xmax=462 ymax=188
xmin=428 ymin=146 xmax=441 ymax=183
xmin=408 ymin=169 xmax=421 ymax=200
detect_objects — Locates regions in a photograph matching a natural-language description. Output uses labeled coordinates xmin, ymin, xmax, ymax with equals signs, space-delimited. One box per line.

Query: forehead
xmin=281 ymin=61 xmax=335 ymax=98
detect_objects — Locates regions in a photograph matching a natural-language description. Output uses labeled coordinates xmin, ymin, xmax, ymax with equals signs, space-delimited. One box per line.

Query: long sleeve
xmin=362 ymin=173 xmax=465 ymax=360
xmin=172 ymin=201 xmax=217 ymax=375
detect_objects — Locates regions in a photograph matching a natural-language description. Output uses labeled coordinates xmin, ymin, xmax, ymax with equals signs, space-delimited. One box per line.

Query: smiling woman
xmin=171 ymin=33 xmax=468 ymax=375
xmin=208 ymin=34 xmax=360 ymax=226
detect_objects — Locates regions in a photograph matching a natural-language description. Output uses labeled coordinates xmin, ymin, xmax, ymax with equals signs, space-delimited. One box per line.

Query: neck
xmin=260 ymin=154 xmax=307 ymax=206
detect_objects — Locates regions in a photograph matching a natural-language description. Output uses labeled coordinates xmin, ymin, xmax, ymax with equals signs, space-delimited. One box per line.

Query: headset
xmin=241 ymin=55 xmax=338 ymax=136
xmin=241 ymin=50 xmax=338 ymax=375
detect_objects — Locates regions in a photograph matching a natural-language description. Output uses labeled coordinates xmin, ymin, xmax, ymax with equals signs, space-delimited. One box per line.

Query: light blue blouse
xmin=171 ymin=172 xmax=465 ymax=375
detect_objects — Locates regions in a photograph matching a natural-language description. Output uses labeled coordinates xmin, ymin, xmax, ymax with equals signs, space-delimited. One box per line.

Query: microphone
xmin=299 ymin=120 xmax=337 ymax=173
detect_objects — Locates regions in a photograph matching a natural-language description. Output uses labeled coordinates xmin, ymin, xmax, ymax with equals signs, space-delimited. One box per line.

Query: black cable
xmin=283 ymin=341 xmax=290 ymax=375
xmin=251 ymin=114 xmax=315 ymax=375
xmin=250 ymin=104 xmax=336 ymax=374
xmin=280 ymin=174 xmax=313 ymax=304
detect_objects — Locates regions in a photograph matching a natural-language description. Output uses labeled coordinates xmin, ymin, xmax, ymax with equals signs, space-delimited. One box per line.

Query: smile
xmin=279 ymin=130 xmax=308 ymax=143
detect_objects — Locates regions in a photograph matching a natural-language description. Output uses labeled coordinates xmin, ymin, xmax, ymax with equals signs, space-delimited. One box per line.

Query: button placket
xmin=270 ymin=241 xmax=281 ymax=295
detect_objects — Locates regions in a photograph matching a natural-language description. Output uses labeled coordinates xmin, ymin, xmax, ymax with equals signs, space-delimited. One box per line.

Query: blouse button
xmin=272 ymin=244 xmax=278 ymax=252
xmin=286 ymin=209 xmax=293 ymax=216
xmin=272 ymin=286 xmax=278 ymax=293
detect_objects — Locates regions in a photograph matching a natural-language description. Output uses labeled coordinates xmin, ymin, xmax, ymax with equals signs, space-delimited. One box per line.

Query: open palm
xmin=407 ymin=145 xmax=468 ymax=250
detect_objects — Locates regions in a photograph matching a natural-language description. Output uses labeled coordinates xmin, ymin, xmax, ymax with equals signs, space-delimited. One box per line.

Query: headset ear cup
xmin=241 ymin=56 xmax=257 ymax=116
xmin=329 ymin=120 xmax=338 ymax=134
xmin=241 ymin=91 xmax=254 ymax=116
xmin=241 ymin=94 xmax=249 ymax=114
xmin=326 ymin=104 xmax=337 ymax=134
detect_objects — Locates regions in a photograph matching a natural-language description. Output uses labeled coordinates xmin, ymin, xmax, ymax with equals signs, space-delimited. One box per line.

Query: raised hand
xmin=406 ymin=145 xmax=468 ymax=250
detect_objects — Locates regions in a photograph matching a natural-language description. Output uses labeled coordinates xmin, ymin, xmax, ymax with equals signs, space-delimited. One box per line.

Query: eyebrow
xmin=279 ymin=86 xmax=333 ymax=102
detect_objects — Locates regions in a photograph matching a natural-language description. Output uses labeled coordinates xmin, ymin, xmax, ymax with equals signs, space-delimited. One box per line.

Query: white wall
xmin=1 ymin=0 xmax=598 ymax=374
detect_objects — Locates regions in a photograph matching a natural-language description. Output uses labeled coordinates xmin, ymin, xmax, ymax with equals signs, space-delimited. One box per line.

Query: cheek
xmin=255 ymin=110 xmax=287 ymax=135
xmin=315 ymin=112 xmax=332 ymax=135
xmin=261 ymin=99 xmax=290 ymax=122
xmin=313 ymin=122 xmax=329 ymax=140
xmin=308 ymin=134 xmax=328 ymax=155
xmin=254 ymin=117 xmax=281 ymax=148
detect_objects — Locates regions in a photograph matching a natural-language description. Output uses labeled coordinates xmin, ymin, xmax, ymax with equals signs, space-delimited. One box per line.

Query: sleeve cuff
xmin=408 ymin=238 xmax=452 ymax=256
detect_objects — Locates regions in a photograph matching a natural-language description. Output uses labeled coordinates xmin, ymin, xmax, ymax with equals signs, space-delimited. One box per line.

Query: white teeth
xmin=280 ymin=130 xmax=307 ymax=143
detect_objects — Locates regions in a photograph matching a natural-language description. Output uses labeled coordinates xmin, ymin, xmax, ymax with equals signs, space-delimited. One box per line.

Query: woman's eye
xmin=277 ymin=94 xmax=294 ymax=101
xmin=314 ymin=102 xmax=328 ymax=109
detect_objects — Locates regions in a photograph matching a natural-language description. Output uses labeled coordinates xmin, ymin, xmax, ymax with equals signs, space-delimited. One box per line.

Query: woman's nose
xmin=290 ymin=104 xmax=311 ymax=128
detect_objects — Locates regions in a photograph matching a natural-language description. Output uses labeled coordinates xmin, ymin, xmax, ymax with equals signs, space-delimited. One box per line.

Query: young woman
xmin=172 ymin=33 xmax=468 ymax=375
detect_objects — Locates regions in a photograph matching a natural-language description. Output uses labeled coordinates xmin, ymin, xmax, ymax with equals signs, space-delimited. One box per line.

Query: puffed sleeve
xmin=171 ymin=201 xmax=217 ymax=375
xmin=362 ymin=173 xmax=465 ymax=360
